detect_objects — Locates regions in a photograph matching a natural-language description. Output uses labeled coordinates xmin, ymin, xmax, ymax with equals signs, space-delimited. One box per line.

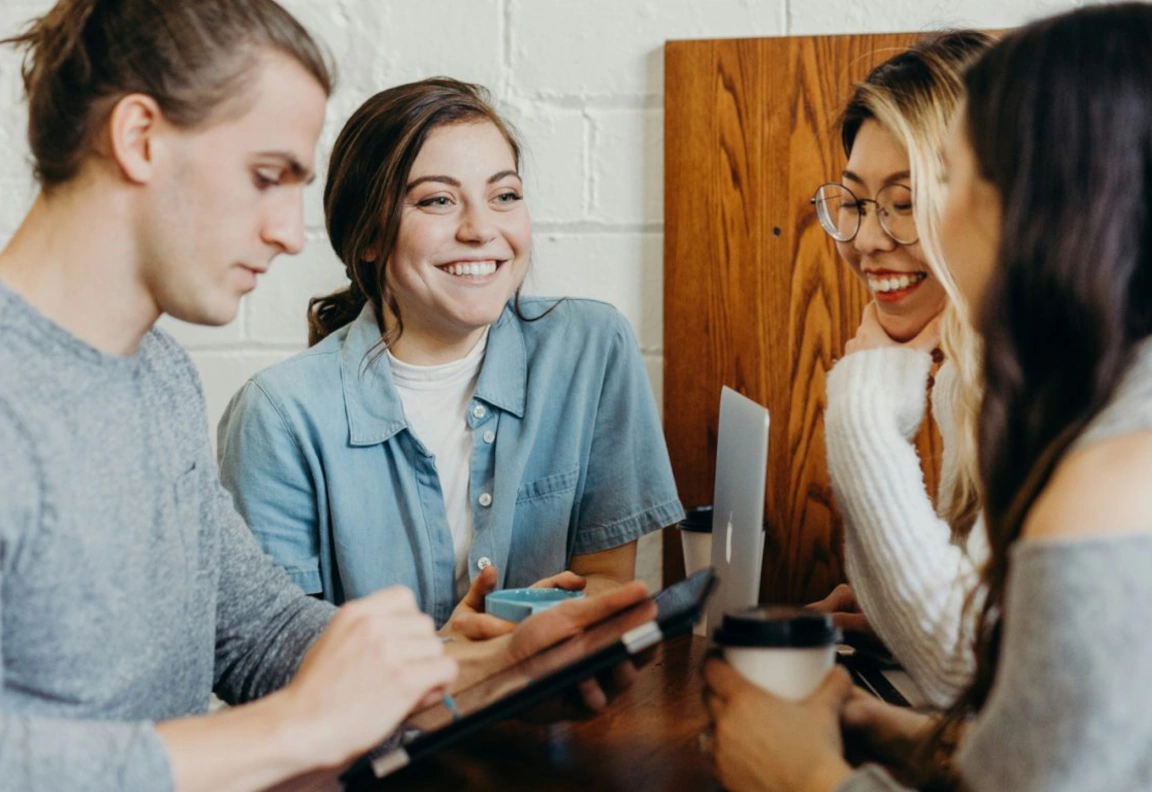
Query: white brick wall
xmin=0 ymin=0 xmax=1093 ymax=590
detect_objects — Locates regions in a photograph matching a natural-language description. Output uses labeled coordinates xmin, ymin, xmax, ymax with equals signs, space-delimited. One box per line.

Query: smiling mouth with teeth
xmin=439 ymin=260 xmax=502 ymax=278
xmin=866 ymin=271 xmax=928 ymax=296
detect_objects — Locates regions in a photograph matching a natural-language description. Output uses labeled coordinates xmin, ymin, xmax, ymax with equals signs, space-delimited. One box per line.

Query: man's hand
xmin=281 ymin=587 xmax=457 ymax=770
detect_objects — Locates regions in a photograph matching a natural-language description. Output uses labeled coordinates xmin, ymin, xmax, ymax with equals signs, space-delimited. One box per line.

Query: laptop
xmin=705 ymin=386 xmax=771 ymax=633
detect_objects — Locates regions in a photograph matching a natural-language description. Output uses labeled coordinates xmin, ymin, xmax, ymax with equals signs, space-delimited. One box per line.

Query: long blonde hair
xmin=839 ymin=31 xmax=995 ymax=539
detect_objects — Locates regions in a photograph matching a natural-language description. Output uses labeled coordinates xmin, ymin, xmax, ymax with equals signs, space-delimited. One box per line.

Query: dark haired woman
xmin=218 ymin=78 xmax=683 ymax=637
xmin=704 ymin=4 xmax=1152 ymax=790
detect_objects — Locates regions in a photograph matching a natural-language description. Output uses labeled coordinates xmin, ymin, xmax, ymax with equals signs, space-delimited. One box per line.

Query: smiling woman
xmin=819 ymin=120 xmax=945 ymax=338
xmin=376 ymin=120 xmax=531 ymax=362
xmin=216 ymin=78 xmax=683 ymax=635
xmin=810 ymin=31 xmax=996 ymax=709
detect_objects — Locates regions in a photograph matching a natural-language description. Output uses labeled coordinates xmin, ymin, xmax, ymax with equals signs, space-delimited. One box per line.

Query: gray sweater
xmin=837 ymin=339 xmax=1152 ymax=791
xmin=0 ymin=281 xmax=335 ymax=790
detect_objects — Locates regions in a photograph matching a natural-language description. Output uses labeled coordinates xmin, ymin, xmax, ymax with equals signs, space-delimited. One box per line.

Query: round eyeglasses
xmin=809 ymin=182 xmax=918 ymax=245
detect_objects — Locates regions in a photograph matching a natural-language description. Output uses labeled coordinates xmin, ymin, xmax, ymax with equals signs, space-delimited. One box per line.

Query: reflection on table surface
xmin=354 ymin=634 xmax=719 ymax=792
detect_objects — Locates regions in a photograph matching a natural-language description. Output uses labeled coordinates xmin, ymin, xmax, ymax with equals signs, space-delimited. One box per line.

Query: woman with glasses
xmin=809 ymin=31 xmax=994 ymax=708
xmin=705 ymin=6 xmax=1152 ymax=789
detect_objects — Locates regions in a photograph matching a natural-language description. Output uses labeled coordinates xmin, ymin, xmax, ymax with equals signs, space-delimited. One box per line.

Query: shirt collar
xmin=474 ymin=304 xmax=527 ymax=418
xmin=339 ymin=301 xmax=527 ymax=446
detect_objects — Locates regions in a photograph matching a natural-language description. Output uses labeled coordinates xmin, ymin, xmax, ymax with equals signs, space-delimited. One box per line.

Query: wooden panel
xmin=663 ymin=33 xmax=942 ymax=604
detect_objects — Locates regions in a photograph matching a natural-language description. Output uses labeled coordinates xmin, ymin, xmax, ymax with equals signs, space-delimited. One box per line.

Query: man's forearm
xmin=156 ymin=689 xmax=328 ymax=792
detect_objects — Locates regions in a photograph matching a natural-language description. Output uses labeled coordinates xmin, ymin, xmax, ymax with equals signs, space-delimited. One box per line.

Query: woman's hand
xmin=441 ymin=566 xmax=588 ymax=641
xmin=807 ymin=583 xmax=872 ymax=635
xmin=510 ymin=580 xmax=652 ymax=717
xmin=846 ymin=303 xmax=942 ymax=356
xmin=703 ymin=658 xmax=853 ymax=792
xmin=447 ymin=581 xmax=654 ymax=719
xmin=841 ymin=688 xmax=939 ymax=783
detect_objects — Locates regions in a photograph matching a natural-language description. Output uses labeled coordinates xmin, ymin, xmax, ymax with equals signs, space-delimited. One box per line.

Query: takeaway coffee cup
xmin=713 ymin=606 xmax=839 ymax=700
xmin=679 ymin=507 xmax=714 ymax=635
xmin=680 ymin=505 xmax=769 ymax=575
xmin=678 ymin=505 xmax=714 ymax=577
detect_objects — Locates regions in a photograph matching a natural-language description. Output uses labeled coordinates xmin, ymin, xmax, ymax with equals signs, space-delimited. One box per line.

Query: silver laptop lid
xmin=707 ymin=386 xmax=770 ymax=631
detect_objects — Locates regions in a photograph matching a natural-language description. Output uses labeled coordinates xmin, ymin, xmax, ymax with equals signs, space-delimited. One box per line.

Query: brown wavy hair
xmin=3 ymin=0 xmax=332 ymax=190
xmin=928 ymin=5 xmax=1152 ymax=787
xmin=309 ymin=78 xmax=524 ymax=348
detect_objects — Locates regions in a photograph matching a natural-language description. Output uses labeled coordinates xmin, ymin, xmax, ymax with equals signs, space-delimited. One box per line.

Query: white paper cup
xmin=714 ymin=606 xmax=838 ymax=700
xmin=680 ymin=530 xmax=712 ymax=577
xmin=679 ymin=506 xmax=714 ymax=636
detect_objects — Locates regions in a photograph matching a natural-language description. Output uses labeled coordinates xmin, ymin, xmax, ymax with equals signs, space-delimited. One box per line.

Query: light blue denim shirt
xmin=217 ymin=297 xmax=683 ymax=625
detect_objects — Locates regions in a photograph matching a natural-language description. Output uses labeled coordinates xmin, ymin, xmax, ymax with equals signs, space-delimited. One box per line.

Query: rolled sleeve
xmin=574 ymin=314 xmax=684 ymax=555
xmin=573 ymin=497 xmax=685 ymax=555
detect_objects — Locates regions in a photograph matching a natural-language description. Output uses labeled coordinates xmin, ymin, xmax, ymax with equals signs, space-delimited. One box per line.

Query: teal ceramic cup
xmin=485 ymin=587 xmax=585 ymax=623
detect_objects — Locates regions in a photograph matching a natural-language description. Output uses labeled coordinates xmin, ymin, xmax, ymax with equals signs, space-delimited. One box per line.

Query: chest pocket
xmin=512 ymin=468 xmax=580 ymax=571
xmin=516 ymin=467 xmax=579 ymax=505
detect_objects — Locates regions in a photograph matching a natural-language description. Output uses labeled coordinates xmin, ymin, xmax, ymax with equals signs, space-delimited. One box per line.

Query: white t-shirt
xmin=388 ymin=330 xmax=488 ymax=599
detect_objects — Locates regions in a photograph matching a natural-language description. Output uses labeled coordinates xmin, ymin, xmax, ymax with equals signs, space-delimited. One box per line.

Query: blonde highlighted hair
xmin=839 ymin=31 xmax=996 ymax=540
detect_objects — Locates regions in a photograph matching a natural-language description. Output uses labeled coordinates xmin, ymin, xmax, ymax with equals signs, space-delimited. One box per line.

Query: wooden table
xmin=358 ymin=634 xmax=720 ymax=791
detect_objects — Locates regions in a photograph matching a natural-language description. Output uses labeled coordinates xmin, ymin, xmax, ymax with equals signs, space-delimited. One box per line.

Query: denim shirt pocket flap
xmin=516 ymin=468 xmax=579 ymax=504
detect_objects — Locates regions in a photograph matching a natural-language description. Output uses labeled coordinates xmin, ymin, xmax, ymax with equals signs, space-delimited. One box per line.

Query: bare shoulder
xmin=1023 ymin=430 xmax=1152 ymax=541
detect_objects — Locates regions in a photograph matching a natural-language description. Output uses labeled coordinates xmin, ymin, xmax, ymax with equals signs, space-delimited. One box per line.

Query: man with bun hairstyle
xmin=0 ymin=2 xmax=649 ymax=790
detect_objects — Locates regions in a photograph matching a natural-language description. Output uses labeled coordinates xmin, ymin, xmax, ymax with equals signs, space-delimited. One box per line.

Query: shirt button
xmin=478 ymin=492 xmax=493 ymax=507
xmin=472 ymin=404 xmax=487 ymax=419
xmin=483 ymin=430 xmax=495 ymax=444
xmin=477 ymin=556 xmax=492 ymax=571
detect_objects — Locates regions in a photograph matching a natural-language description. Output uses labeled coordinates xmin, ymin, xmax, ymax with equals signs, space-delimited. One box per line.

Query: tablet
xmin=341 ymin=569 xmax=717 ymax=785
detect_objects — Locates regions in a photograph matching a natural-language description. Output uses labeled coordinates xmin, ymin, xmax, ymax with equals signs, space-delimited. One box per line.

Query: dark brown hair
xmin=932 ymin=4 xmax=1152 ymax=787
xmin=310 ymin=77 xmax=524 ymax=348
xmin=3 ymin=0 xmax=332 ymax=189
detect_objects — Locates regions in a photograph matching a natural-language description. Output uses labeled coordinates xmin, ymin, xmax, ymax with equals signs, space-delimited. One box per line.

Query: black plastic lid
xmin=679 ymin=505 xmax=714 ymax=533
xmin=679 ymin=505 xmax=770 ymax=534
xmin=713 ymin=606 xmax=838 ymax=648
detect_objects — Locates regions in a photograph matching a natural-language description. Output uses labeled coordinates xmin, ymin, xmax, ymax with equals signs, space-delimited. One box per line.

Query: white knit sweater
xmin=824 ymin=347 xmax=986 ymax=708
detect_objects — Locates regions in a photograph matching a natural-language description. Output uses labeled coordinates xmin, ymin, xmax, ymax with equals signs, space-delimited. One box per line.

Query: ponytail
xmin=3 ymin=0 xmax=332 ymax=189
xmin=5 ymin=0 xmax=103 ymax=186
xmin=308 ymin=284 xmax=370 ymax=346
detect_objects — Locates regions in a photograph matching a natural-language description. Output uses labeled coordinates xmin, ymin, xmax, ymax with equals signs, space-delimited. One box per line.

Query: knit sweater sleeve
xmin=825 ymin=348 xmax=978 ymax=707
xmin=158 ymin=334 xmax=336 ymax=705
